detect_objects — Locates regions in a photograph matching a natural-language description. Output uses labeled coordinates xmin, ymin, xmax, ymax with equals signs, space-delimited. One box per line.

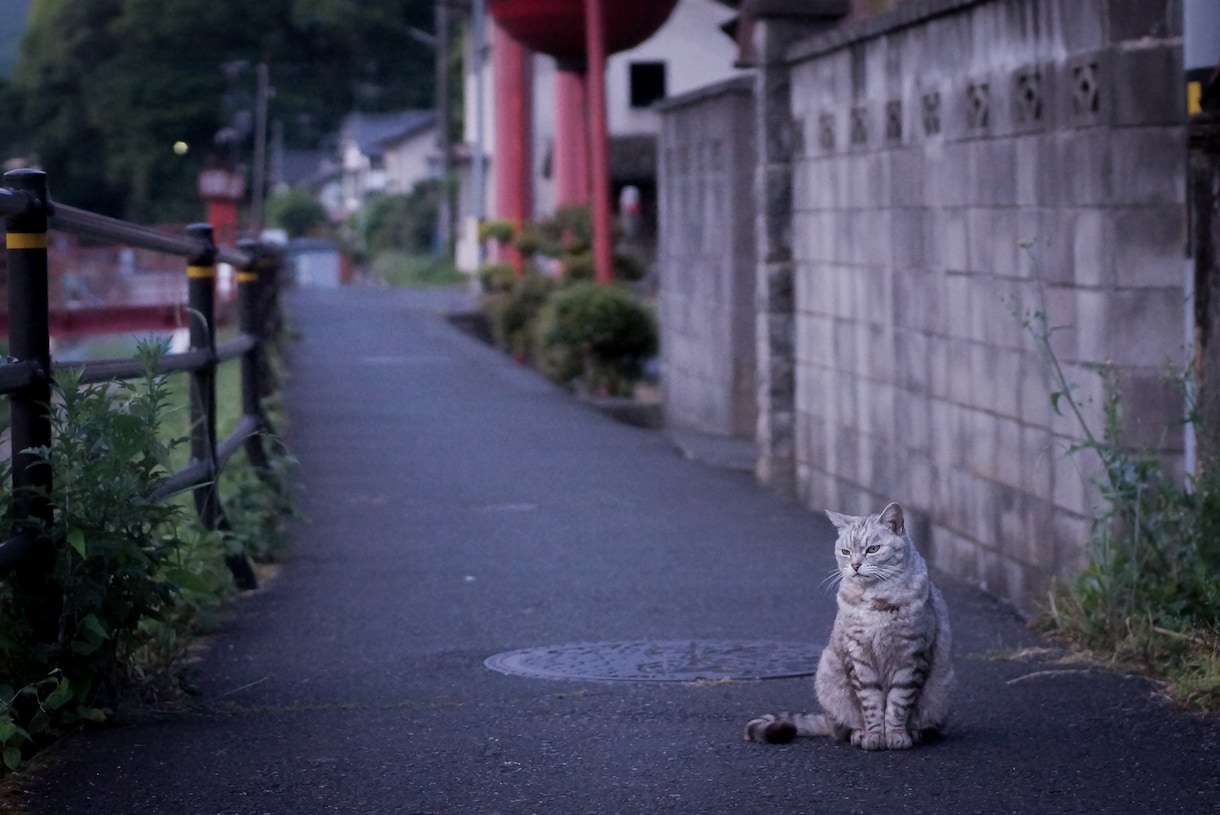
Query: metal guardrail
xmin=0 ymin=168 xmax=286 ymax=601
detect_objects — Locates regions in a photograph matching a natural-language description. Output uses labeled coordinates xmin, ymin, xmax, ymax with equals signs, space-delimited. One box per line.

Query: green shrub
xmin=561 ymin=251 xmax=595 ymax=282
xmin=484 ymin=270 xmax=558 ymax=362
xmin=0 ymin=339 xmax=296 ymax=772
xmin=477 ymin=261 xmax=517 ymax=294
xmin=0 ymin=345 xmax=199 ymax=768
xmin=538 ymin=204 xmax=593 ymax=256
xmin=264 ymin=189 xmax=328 ymax=238
xmin=478 ymin=219 xmax=516 ymax=245
xmin=1019 ymin=272 xmax=1220 ymax=710
xmin=362 ymin=181 xmax=440 ymax=256
xmin=535 ymin=282 xmax=658 ymax=396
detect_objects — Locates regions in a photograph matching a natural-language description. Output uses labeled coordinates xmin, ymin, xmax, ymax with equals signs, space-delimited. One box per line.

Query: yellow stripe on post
xmin=1189 ymin=80 xmax=1203 ymax=116
xmin=236 ymin=271 xmax=258 ymax=284
xmin=187 ymin=265 xmax=216 ymax=279
xmin=6 ymin=233 xmax=47 ymax=250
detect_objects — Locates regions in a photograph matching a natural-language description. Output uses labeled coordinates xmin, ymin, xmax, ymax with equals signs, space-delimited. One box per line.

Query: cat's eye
xmin=840 ymin=548 xmax=850 ymax=556
xmin=865 ymin=545 xmax=880 ymax=554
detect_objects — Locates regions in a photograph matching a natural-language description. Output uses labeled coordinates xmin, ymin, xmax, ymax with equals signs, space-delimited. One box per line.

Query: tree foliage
xmin=265 ymin=188 xmax=327 ymax=238
xmin=8 ymin=0 xmax=438 ymax=220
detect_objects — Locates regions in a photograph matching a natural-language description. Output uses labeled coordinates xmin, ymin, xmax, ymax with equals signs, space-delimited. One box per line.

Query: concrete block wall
xmin=784 ymin=0 xmax=1187 ymax=607
xmin=657 ymin=78 xmax=759 ymax=438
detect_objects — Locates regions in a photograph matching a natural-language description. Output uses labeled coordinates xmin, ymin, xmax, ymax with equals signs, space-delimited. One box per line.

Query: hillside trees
xmin=8 ymin=0 xmax=437 ymax=221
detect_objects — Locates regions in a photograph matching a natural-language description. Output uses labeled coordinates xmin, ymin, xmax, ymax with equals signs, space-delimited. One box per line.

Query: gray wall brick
xmin=657 ymin=0 xmax=1186 ymax=612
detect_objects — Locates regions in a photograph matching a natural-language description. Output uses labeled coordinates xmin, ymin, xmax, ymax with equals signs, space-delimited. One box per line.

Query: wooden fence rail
xmin=0 ymin=168 xmax=286 ymax=602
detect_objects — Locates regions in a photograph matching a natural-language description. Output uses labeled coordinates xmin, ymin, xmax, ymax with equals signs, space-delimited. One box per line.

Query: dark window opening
xmin=629 ymin=62 xmax=667 ymax=108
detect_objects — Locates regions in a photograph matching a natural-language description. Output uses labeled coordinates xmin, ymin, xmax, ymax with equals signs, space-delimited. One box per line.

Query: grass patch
xmin=371 ymin=251 xmax=467 ymax=288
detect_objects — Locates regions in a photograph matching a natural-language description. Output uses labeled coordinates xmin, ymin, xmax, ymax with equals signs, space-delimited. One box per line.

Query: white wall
xmin=606 ymin=0 xmax=744 ymax=136
xmin=384 ymin=127 xmax=439 ymax=195
xmin=455 ymin=0 xmax=746 ymax=270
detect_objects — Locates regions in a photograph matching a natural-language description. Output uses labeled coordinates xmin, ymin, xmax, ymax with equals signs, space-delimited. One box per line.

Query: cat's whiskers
xmin=869 ymin=564 xmax=904 ymax=584
xmin=820 ymin=567 xmax=845 ymax=592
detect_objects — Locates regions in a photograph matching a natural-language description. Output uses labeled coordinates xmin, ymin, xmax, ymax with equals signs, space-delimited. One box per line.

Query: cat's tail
xmin=743 ymin=712 xmax=840 ymax=744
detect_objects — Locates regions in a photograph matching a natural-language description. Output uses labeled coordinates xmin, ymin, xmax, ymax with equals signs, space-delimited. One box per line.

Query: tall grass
xmin=1020 ymin=291 xmax=1220 ymax=710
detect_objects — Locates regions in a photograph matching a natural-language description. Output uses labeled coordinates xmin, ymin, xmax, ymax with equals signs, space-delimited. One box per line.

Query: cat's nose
xmin=851 ymin=562 xmax=861 ymax=572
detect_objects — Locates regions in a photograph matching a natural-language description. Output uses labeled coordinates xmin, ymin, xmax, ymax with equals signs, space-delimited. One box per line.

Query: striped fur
xmin=745 ymin=502 xmax=954 ymax=750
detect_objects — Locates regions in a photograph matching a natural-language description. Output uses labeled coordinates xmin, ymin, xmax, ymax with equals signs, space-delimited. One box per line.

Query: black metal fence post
xmin=235 ymin=238 xmax=271 ymax=472
xmin=186 ymin=223 xmax=220 ymax=525
xmin=186 ymin=224 xmax=256 ymax=589
xmin=3 ymin=168 xmax=58 ymax=641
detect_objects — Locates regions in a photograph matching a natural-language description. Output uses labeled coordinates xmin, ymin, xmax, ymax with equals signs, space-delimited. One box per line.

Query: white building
xmin=338 ymin=110 xmax=438 ymax=218
xmin=455 ymin=0 xmax=745 ymax=271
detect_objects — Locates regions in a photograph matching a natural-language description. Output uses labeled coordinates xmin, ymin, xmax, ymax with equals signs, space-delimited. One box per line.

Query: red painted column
xmin=204 ymin=198 xmax=240 ymax=248
xmin=584 ymin=0 xmax=613 ymax=284
xmin=554 ymin=65 xmax=590 ymax=207
xmin=493 ymin=22 xmax=533 ymax=270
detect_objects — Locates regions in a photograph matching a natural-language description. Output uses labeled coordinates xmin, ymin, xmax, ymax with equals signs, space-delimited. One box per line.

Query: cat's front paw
xmin=851 ymin=729 xmax=886 ymax=751
xmin=886 ymin=730 xmax=913 ymax=750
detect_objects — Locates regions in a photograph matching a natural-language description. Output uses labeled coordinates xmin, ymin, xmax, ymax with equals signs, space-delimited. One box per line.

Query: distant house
xmin=454 ymin=0 xmax=745 ymax=270
xmin=338 ymin=110 xmax=439 ymax=217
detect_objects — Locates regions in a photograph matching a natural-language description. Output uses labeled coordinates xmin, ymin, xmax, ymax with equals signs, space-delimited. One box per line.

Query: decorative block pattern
xmin=656 ymin=0 xmax=1185 ymax=612
xmin=780 ymin=0 xmax=1185 ymax=611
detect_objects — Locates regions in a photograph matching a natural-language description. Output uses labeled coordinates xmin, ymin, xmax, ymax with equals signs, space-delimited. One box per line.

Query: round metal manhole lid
xmin=484 ymin=640 xmax=822 ymax=682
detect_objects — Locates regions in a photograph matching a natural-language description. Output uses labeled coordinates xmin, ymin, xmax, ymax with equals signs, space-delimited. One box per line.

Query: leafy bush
xmin=0 ymin=340 xmax=295 ymax=772
xmin=477 ymin=262 xmax=517 ymax=294
xmin=0 ymin=345 xmax=199 ymax=768
xmin=478 ymin=219 xmax=516 ymax=245
xmin=523 ymin=204 xmax=591 ymax=258
xmin=535 ymin=282 xmax=658 ymax=396
xmin=362 ymin=181 xmax=440 ymax=257
xmin=1021 ymin=288 xmax=1220 ymax=710
xmin=265 ymin=189 xmax=328 ymax=238
xmin=477 ymin=208 xmax=656 ymax=384
xmin=483 ymin=270 xmax=558 ymax=363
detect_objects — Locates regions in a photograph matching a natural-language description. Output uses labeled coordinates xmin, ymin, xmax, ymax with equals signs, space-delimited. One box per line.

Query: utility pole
xmin=250 ymin=62 xmax=270 ymax=238
xmin=436 ymin=1 xmax=453 ymax=258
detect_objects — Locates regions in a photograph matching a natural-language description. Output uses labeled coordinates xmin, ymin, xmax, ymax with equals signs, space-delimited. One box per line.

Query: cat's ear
xmin=825 ymin=509 xmax=851 ymax=530
xmin=879 ymin=502 xmax=905 ymax=535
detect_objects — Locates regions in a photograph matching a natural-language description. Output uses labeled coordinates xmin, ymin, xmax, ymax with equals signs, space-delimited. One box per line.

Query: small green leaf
xmin=78 ymin=706 xmax=108 ymax=723
xmin=109 ymin=413 xmax=147 ymax=459
xmin=80 ymin=614 xmax=108 ymax=641
xmin=0 ymin=717 xmax=16 ymax=744
xmin=3 ymin=746 xmax=21 ymax=771
xmin=67 ymin=528 xmax=86 ymax=558
xmin=44 ymin=679 xmax=72 ymax=711
xmin=166 ymin=568 xmax=216 ymax=596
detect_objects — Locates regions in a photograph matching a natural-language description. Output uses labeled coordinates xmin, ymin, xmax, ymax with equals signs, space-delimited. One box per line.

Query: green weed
xmin=1019 ymin=279 xmax=1220 ymax=710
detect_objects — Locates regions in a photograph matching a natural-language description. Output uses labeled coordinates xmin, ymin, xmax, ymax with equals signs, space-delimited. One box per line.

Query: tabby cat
xmin=745 ymin=502 xmax=954 ymax=750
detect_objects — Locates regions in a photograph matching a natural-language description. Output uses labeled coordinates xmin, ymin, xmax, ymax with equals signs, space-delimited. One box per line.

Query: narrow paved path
xmin=13 ymin=287 xmax=1220 ymax=814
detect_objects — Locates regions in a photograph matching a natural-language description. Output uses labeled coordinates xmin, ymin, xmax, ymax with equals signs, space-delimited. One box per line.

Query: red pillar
xmin=493 ymin=22 xmax=533 ymax=270
xmin=204 ymin=198 xmax=240 ymax=248
xmin=584 ymin=0 xmax=614 ymax=284
xmin=554 ymin=66 xmax=590 ymax=207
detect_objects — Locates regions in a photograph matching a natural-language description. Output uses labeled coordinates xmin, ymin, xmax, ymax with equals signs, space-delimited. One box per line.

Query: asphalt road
xmin=10 ymin=286 xmax=1220 ymax=814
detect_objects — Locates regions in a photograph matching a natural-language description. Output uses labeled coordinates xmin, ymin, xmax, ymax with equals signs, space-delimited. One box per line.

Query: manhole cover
xmin=484 ymin=640 xmax=822 ymax=682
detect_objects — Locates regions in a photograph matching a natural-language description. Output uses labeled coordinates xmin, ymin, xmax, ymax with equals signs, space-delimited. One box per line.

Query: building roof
xmin=276 ymin=148 xmax=337 ymax=188
xmin=341 ymin=110 xmax=438 ymax=159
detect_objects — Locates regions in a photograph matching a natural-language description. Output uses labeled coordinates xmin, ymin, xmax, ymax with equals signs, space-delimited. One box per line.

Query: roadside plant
xmin=1019 ymin=273 xmax=1220 ymax=710
xmin=535 ymin=281 xmax=658 ymax=397
xmin=0 ymin=341 xmax=272 ymax=770
xmin=484 ymin=270 xmax=558 ymax=364
xmin=0 ymin=343 xmax=186 ymax=763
